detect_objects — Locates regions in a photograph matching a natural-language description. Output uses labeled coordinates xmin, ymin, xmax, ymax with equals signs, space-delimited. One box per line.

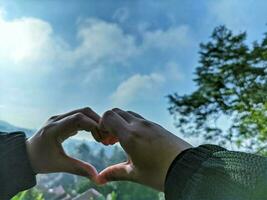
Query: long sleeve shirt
xmin=0 ymin=132 xmax=36 ymax=200
xmin=165 ymin=144 xmax=267 ymax=200
xmin=0 ymin=132 xmax=267 ymax=200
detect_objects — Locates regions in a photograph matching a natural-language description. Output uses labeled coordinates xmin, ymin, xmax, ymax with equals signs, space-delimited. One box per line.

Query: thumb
xmin=58 ymin=155 xmax=98 ymax=182
xmin=101 ymin=110 xmax=130 ymax=140
xmin=96 ymin=161 xmax=134 ymax=184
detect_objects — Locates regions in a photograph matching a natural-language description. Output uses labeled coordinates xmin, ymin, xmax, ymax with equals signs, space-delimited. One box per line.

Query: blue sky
xmin=0 ymin=0 xmax=266 ymax=144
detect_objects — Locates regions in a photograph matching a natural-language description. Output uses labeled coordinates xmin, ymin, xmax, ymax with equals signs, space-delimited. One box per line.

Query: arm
xmin=97 ymin=108 xmax=267 ymax=200
xmin=96 ymin=108 xmax=192 ymax=190
xmin=0 ymin=107 xmax=101 ymax=200
xmin=0 ymin=131 xmax=36 ymax=200
xmin=165 ymin=144 xmax=267 ymax=200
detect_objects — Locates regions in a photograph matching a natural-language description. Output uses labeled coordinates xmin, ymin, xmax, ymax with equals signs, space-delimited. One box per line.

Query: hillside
xmin=0 ymin=120 xmax=35 ymax=137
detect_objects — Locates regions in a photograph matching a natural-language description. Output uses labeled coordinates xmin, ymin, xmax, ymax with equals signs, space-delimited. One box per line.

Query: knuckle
xmin=43 ymin=124 xmax=53 ymax=131
xmin=123 ymin=134 xmax=136 ymax=149
xmin=127 ymin=127 xmax=139 ymax=139
xmin=73 ymin=113 xmax=85 ymax=121
xmin=111 ymin=108 xmax=121 ymax=113
xmin=49 ymin=115 xmax=58 ymax=121
xmin=92 ymin=132 xmax=101 ymax=142
xmin=126 ymin=133 xmax=135 ymax=143
xmin=40 ymin=124 xmax=54 ymax=137
xmin=127 ymin=111 xmax=136 ymax=115
xmin=139 ymin=120 xmax=153 ymax=128
xmin=82 ymin=107 xmax=92 ymax=114
xmin=129 ymin=127 xmax=137 ymax=135
xmin=103 ymin=110 xmax=114 ymax=119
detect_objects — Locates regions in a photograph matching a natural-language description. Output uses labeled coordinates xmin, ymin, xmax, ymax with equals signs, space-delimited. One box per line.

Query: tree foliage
xmin=12 ymin=188 xmax=44 ymax=200
xmin=26 ymin=142 xmax=161 ymax=199
xmin=74 ymin=144 xmax=160 ymax=200
xmin=168 ymin=26 xmax=267 ymax=153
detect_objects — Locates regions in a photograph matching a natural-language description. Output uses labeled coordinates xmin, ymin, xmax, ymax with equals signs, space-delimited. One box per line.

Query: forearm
xmin=159 ymin=132 xmax=192 ymax=191
xmin=0 ymin=132 xmax=36 ymax=200
xmin=164 ymin=144 xmax=267 ymax=200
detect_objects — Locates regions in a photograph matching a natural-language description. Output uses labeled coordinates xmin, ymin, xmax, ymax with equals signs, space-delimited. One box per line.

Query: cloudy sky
xmin=0 ymin=0 xmax=266 ymax=144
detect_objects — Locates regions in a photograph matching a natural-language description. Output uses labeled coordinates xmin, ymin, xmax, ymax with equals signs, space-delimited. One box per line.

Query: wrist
xmin=142 ymin=133 xmax=192 ymax=191
xmin=161 ymin=134 xmax=193 ymax=190
xmin=25 ymin=138 xmax=38 ymax=174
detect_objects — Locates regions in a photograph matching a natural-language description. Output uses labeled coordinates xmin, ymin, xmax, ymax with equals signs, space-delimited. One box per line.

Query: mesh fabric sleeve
xmin=0 ymin=132 xmax=36 ymax=200
xmin=164 ymin=144 xmax=267 ymax=200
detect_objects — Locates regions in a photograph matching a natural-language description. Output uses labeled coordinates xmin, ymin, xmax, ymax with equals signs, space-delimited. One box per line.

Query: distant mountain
xmin=0 ymin=120 xmax=35 ymax=137
xmin=0 ymin=120 xmax=117 ymax=156
xmin=63 ymin=138 xmax=118 ymax=157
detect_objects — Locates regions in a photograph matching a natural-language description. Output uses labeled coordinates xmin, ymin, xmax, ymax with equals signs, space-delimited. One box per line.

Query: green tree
xmin=74 ymin=177 xmax=116 ymax=196
xmin=12 ymin=188 xmax=44 ymax=200
xmin=168 ymin=26 xmax=267 ymax=153
xmin=76 ymin=142 xmax=92 ymax=161
xmin=95 ymin=147 xmax=108 ymax=170
xmin=114 ymin=182 xmax=159 ymax=200
xmin=74 ymin=146 xmax=162 ymax=200
xmin=109 ymin=145 xmax=127 ymax=165
xmin=106 ymin=191 xmax=118 ymax=200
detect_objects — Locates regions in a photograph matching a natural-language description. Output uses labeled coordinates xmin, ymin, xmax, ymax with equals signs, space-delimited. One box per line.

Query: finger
xmin=106 ymin=135 xmax=119 ymax=145
xmin=59 ymin=155 xmax=98 ymax=181
xmin=96 ymin=162 xmax=134 ymax=184
xmin=49 ymin=107 xmax=102 ymax=142
xmin=101 ymin=110 xmax=130 ymax=140
xmin=52 ymin=107 xmax=101 ymax=123
xmin=55 ymin=113 xmax=99 ymax=142
xmin=127 ymin=111 xmax=145 ymax=120
xmin=98 ymin=118 xmax=119 ymax=145
xmin=101 ymin=134 xmax=119 ymax=145
xmin=112 ymin=108 xmax=139 ymax=123
xmin=90 ymin=130 xmax=102 ymax=143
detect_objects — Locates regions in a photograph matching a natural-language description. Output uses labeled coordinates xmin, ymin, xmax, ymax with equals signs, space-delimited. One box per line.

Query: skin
xmin=26 ymin=107 xmax=192 ymax=192
xmin=26 ymin=107 xmax=103 ymax=182
xmin=96 ymin=108 xmax=193 ymax=191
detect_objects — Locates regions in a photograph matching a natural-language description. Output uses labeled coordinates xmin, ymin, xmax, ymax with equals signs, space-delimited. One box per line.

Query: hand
xmin=97 ymin=108 xmax=192 ymax=191
xmin=26 ymin=107 xmax=101 ymax=181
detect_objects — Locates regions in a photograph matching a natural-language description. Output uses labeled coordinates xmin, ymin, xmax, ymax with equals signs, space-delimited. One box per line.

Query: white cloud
xmin=0 ymin=8 xmax=193 ymax=74
xmin=0 ymin=8 xmax=193 ymax=128
xmin=164 ymin=61 xmax=184 ymax=81
xmin=113 ymin=7 xmax=129 ymax=23
xmin=142 ymin=25 xmax=192 ymax=50
xmin=208 ymin=0 xmax=267 ymax=36
xmin=209 ymin=0 xmax=249 ymax=31
xmin=0 ymin=13 xmax=137 ymax=72
xmin=82 ymin=67 xmax=104 ymax=84
xmin=110 ymin=73 xmax=165 ymax=106
xmin=74 ymin=18 xmax=137 ymax=66
xmin=0 ymin=12 xmax=67 ymax=70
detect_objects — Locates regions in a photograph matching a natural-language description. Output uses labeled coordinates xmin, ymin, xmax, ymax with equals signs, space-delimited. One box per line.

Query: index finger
xmin=51 ymin=107 xmax=101 ymax=123
xmin=55 ymin=113 xmax=99 ymax=142
xmin=100 ymin=110 xmax=130 ymax=141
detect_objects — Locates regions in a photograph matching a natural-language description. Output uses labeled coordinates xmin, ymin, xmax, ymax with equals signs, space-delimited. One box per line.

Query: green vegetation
xmin=12 ymin=188 xmax=44 ymax=200
xmin=71 ymin=144 xmax=161 ymax=200
xmin=13 ymin=25 xmax=267 ymax=199
xmin=31 ymin=142 xmax=162 ymax=199
xmin=169 ymin=26 xmax=267 ymax=154
xmin=74 ymin=178 xmax=159 ymax=200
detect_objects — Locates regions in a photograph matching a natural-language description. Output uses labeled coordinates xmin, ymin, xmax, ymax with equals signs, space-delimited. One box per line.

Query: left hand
xmin=96 ymin=108 xmax=192 ymax=191
xmin=26 ymin=107 xmax=101 ymax=181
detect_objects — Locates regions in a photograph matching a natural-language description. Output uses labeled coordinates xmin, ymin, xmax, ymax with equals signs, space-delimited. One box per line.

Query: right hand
xmin=26 ymin=107 xmax=102 ymax=181
xmin=96 ymin=108 xmax=192 ymax=191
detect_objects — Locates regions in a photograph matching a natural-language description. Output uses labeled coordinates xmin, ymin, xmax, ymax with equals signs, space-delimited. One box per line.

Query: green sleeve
xmin=0 ymin=132 xmax=36 ymax=200
xmin=165 ymin=144 xmax=267 ymax=200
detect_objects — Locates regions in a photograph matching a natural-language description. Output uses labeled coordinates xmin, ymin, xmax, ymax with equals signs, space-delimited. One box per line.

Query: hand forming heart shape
xmin=26 ymin=107 xmax=191 ymax=191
